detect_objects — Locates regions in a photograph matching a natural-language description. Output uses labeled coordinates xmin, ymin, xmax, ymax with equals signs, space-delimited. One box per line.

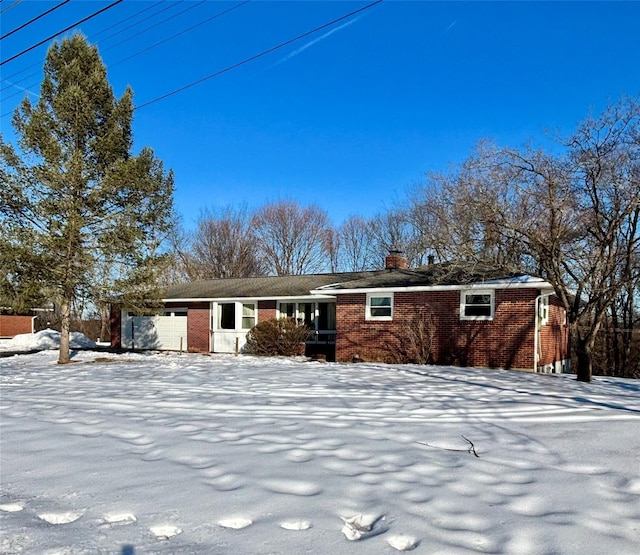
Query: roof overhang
xmin=162 ymin=294 xmax=337 ymax=303
xmin=311 ymin=276 xmax=553 ymax=295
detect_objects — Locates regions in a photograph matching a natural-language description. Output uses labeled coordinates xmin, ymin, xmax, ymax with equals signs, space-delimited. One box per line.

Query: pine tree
xmin=0 ymin=34 xmax=174 ymax=363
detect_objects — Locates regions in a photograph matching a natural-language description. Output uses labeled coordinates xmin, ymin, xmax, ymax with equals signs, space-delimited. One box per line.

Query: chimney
xmin=385 ymin=249 xmax=409 ymax=270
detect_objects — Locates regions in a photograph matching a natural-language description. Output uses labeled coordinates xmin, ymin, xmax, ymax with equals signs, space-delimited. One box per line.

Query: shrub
xmin=244 ymin=318 xmax=312 ymax=356
xmin=387 ymin=307 xmax=436 ymax=364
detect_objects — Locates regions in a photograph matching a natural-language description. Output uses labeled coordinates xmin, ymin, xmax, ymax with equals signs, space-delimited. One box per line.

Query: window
xmin=366 ymin=293 xmax=393 ymax=320
xmin=242 ymin=303 xmax=256 ymax=329
xmin=279 ymin=302 xmax=296 ymax=320
xmin=298 ymin=302 xmax=315 ymax=327
xmin=278 ymin=302 xmax=316 ymax=326
xmin=460 ymin=290 xmax=494 ymax=320
xmin=318 ymin=302 xmax=336 ymax=330
xmin=218 ymin=303 xmax=235 ymax=330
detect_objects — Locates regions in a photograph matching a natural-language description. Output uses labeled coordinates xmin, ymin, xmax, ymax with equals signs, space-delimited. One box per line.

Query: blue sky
xmin=1 ymin=1 xmax=639 ymax=229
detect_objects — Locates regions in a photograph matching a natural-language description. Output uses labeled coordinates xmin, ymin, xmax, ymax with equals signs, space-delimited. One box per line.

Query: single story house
xmin=110 ymin=254 xmax=570 ymax=373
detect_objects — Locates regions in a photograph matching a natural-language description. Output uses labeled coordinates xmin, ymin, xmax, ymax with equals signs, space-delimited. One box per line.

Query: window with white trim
xmin=242 ymin=303 xmax=256 ymax=329
xmin=460 ymin=290 xmax=494 ymax=320
xmin=366 ymin=293 xmax=393 ymax=320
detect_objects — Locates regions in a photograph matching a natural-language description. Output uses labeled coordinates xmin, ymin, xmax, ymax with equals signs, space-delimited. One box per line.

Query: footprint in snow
xmin=37 ymin=511 xmax=84 ymax=525
xmin=0 ymin=503 xmax=24 ymax=513
xmin=218 ymin=517 xmax=253 ymax=529
xmin=149 ymin=524 xmax=182 ymax=539
xmin=102 ymin=512 xmax=137 ymax=526
xmin=261 ymin=478 xmax=322 ymax=497
xmin=280 ymin=520 xmax=312 ymax=531
xmin=387 ymin=534 xmax=419 ymax=551
xmin=340 ymin=513 xmax=388 ymax=541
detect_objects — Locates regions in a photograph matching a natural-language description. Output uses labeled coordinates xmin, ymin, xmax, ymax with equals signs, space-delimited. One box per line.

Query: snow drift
xmin=0 ymin=328 xmax=96 ymax=352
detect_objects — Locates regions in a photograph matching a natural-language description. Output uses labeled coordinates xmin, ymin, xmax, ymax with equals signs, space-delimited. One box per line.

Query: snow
xmin=0 ymin=329 xmax=96 ymax=352
xmin=1 ymin=350 xmax=639 ymax=554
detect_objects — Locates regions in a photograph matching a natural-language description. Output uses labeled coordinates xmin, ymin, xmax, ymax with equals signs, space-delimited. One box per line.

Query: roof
xmin=164 ymin=262 xmax=543 ymax=300
xmin=164 ymin=271 xmax=380 ymax=300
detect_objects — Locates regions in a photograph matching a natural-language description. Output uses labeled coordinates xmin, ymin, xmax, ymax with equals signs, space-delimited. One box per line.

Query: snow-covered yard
xmin=1 ymin=349 xmax=639 ymax=554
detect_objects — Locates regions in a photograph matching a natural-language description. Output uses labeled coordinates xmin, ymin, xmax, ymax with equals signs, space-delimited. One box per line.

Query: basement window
xmin=366 ymin=293 xmax=393 ymax=321
xmin=460 ymin=290 xmax=494 ymax=320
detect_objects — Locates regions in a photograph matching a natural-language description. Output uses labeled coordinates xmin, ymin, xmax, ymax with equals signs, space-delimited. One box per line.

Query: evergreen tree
xmin=0 ymin=34 xmax=174 ymax=363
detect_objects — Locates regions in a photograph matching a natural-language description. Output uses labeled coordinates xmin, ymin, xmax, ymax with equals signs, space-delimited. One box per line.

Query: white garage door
xmin=121 ymin=310 xmax=188 ymax=351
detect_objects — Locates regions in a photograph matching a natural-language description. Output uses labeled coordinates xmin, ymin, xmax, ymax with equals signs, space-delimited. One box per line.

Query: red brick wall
xmin=0 ymin=315 xmax=34 ymax=337
xmin=110 ymin=306 xmax=122 ymax=348
xmin=335 ymin=289 xmax=543 ymax=370
xmin=187 ymin=303 xmax=210 ymax=353
xmin=258 ymin=300 xmax=277 ymax=322
xmin=539 ymin=298 xmax=570 ymax=367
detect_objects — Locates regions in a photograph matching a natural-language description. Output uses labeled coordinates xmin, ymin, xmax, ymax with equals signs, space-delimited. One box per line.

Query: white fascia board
xmin=162 ymin=295 xmax=336 ymax=303
xmin=311 ymin=277 xmax=552 ymax=296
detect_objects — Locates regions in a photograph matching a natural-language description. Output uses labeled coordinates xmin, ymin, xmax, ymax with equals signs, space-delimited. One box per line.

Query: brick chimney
xmin=385 ymin=249 xmax=409 ymax=270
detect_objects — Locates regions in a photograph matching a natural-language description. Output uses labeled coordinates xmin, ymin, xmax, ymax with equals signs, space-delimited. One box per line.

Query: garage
xmin=120 ymin=309 xmax=188 ymax=351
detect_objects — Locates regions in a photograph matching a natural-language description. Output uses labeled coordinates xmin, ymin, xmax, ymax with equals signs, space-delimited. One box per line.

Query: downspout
xmin=533 ymin=291 xmax=554 ymax=373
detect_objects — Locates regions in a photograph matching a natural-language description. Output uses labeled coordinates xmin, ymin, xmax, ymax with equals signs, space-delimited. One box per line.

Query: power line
xmin=136 ymin=0 xmax=384 ymax=110
xmin=1 ymin=0 xmax=71 ymax=41
xmin=0 ymin=0 xmax=249 ymax=114
xmin=91 ymin=0 xmax=167 ymax=40
xmin=110 ymin=0 xmax=251 ymax=68
xmin=94 ymin=0 xmax=180 ymax=44
xmin=0 ymin=0 xmax=124 ymax=67
xmin=0 ymin=0 xmax=23 ymax=15
xmin=0 ymin=0 xmax=169 ymax=85
xmin=102 ymin=0 xmax=206 ymax=54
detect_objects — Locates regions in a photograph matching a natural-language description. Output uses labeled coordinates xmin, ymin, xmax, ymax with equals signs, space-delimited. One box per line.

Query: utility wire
xmin=102 ymin=0 xmax=206 ymax=53
xmin=0 ymin=0 xmax=248 ymax=113
xmin=1 ymin=0 xmax=71 ymax=41
xmin=91 ymin=0 xmax=166 ymax=40
xmin=0 ymin=0 xmax=124 ymax=67
xmin=136 ymin=0 xmax=383 ymax=110
xmin=95 ymin=0 xmax=180 ymax=44
xmin=110 ymin=0 xmax=251 ymax=68
xmin=0 ymin=0 xmax=168 ymax=85
xmin=0 ymin=0 xmax=23 ymax=15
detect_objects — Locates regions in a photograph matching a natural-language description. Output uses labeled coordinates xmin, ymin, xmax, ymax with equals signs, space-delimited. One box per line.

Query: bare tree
xmin=369 ymin=209 xmax=425 ymax=267
xmin=252 ymin=200 xmax=332 ymax=275
xmin=337 ymin=215 xmax=378 ymax=271
xmin=409 ymin=145 xmax=528 ymax=268
xmin=505 ymin=99 xmax=639 ymax=381
xmin=188 ymin=206 xmax=266 ymax=279
xmin=408 ymin=98 xmax=640 ymax=381
xmin=323 ymin=226 xmax=341 ymax=273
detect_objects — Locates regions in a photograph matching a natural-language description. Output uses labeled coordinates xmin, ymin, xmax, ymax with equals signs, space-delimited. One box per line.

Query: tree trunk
xmin=100 ymin=303 xmax=110 ymax=343
xmin=58 ymin=298 xmax=71 ymax=364
xmin=574 ymin=338 xmax=593 ymax=383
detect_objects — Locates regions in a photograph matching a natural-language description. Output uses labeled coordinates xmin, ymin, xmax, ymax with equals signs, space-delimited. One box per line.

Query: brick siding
xmin=539 ymin=297 xmax=570 ymax=366
xmin=258 ymin=300 xmax=277 ymax=322
xmin=0 ymin=315 xmax=34 ymax=338
xmin=109 ymin=306 xmax=122 ymax=348
xmin=335 ymin=289 xmax=559 ymax=370
xmin=186 ymin=303 xmax=209 ymax=353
